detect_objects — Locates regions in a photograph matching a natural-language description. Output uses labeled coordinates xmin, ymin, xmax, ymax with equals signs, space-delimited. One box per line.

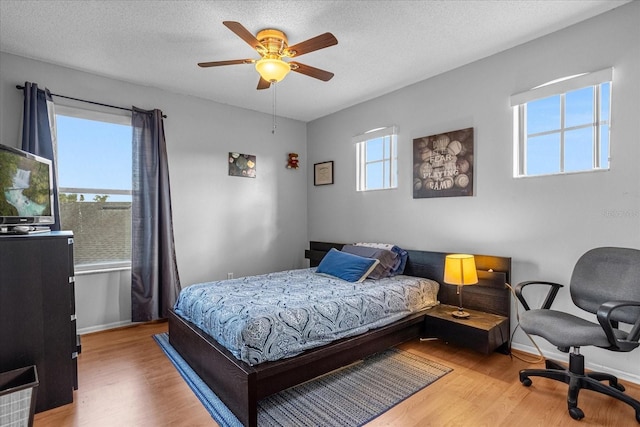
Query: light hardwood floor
xmin=34 ymin=321 xmax=639 ymax=427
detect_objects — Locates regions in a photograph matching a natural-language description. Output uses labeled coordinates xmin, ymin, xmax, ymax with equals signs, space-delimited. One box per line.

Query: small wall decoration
xmin=229 ymin=152 xmax=256 ymax=178
xmin=413 ymin=127 xmax=474 ymax=198
xmin=314 ymin=161 xmax=334 ymax=186
xmin=287 ymin=153 xmax=299 ymax=169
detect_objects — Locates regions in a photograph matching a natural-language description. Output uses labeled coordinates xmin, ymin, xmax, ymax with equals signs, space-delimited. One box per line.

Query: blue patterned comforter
xmin=173 ymin=268 xmax=440 ymax=365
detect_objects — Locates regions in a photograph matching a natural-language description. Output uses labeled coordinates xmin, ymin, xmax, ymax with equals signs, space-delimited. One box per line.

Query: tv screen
xmin=0 ymin=143 xmax=54 ymax=225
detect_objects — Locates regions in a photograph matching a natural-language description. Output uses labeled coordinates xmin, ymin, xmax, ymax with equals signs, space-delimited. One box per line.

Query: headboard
xmin=305 ymin=241 xmax=512 ymax=317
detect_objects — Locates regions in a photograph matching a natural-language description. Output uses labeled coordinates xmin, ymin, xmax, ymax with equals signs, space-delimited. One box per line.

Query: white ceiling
xmin=0 ymin=0 xmax=630 ymax=122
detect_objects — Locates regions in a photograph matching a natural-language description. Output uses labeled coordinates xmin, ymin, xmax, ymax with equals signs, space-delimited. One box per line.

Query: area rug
xmin=154 ymin=333 xmax=451 ymax=426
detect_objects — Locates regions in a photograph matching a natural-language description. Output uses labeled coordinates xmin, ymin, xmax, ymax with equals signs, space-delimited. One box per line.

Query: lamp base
xmin=451 ymin=309 xmax=470 ymax=319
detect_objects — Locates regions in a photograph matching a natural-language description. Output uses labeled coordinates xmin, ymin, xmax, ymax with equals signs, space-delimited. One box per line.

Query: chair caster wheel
xmin=521 ymin=377 xmax=532 ymax=387
xmin=569 ymin=407 xmax=584 ymax=420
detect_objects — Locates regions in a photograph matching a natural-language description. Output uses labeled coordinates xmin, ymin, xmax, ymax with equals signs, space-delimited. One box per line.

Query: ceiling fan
xmin=198 ymin=21 xmax=338 ymax=90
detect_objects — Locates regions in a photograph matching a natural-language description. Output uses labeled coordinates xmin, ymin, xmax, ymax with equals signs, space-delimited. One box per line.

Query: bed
xmin=168 ymin=241 xmax=511 ymax=427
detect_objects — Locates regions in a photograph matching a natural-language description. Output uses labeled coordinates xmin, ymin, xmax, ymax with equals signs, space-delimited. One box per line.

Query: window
xmin=355 ymin=126 xmax=398 ymax=191
xmin=55 ymin=106 xmax=132 ymax=271
xmin=512 ymin=68 xmax=612 ymax=177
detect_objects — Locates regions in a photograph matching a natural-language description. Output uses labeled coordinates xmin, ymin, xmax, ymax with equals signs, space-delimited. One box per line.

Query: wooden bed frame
xmin=168 ymin=241 xmax=511 ymax=427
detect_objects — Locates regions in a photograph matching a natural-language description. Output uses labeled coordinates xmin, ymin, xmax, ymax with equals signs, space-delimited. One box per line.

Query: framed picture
xmin=413 ymin=127 xmax=474 ymax=198
xmin=228 ymin=152 xmax=256 ymax=178
xmin=314 ymin=161 xmax=334 ymax=186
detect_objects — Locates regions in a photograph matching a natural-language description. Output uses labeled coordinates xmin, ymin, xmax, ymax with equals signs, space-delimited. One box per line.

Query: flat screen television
xmin=0 ymin=143 xmax=55 ymax=226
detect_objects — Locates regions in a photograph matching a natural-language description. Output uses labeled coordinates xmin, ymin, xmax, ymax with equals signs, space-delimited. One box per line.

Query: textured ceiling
xmin=0 ymin=0 xmax=630 ymax=122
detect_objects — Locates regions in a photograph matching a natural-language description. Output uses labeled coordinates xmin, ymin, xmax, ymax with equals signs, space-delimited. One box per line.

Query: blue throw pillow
xmin=316 ymin=248 xmax=380 ymax=283
xmin=340 ymin=245 xmax=398 ymax=280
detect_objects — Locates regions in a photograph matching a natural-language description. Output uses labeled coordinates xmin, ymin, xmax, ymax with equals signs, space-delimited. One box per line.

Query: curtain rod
xmin=15 ymin=85 xmax=167 ymax=118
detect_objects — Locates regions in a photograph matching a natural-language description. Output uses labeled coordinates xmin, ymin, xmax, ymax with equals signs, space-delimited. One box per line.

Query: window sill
xmin=75 ymin=261 xmax=131 ymax=276
xmin=514 ymin=168 xmax=609 ymax=179
xmin=357 ymin=186 xmax=399 ymax=192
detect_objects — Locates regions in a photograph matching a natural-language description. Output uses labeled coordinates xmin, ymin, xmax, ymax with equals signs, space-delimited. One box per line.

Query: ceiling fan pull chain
xmin=272 ymin=83 xmax=277 ymax=134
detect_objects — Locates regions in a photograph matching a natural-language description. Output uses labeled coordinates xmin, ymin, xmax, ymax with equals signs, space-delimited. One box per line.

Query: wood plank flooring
xmin=34 ymin=321 xmax=640 ymax=426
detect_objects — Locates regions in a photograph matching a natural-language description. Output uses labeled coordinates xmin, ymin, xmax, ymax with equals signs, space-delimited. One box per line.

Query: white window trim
xmin=512 ymin=68 xmax=612 ymax=177
xmin=56 ymin=106 xmax=133 ymax=272
xmin=59 ymin=187 xmax=132 ymax=195
xmin=510 ymin=68 xmax=612 ymax=106
xmin=75 ymin=261 xmax=131 ymax=275
xmin=352 ymin=126 xmax=398 ymax=143
xmin=354 ymin=125 xmax=398 ymax=192
xmin=55 ymin=104 xmax=131 ymax=126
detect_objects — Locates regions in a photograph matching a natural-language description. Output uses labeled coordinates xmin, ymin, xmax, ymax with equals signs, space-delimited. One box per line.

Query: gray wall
xmin=1 ymin=2 xmax=638 ymax=382
xmin=306 ymin=2 xmax=639 ymax=382
xmin=0 ymin=52 xmax=309 ymax=333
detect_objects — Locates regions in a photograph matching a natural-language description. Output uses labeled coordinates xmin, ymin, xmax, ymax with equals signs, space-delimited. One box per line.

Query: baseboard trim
xmin=77 ymin=320 xmax=132 ymax=335
xmin=511 ymin=342 xmax=640 ymax=385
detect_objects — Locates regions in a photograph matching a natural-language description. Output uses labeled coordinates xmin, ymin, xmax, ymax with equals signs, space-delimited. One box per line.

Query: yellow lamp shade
xmin=444 ymin=254 xmax=478 ymax=286
xmin=255 ymin=57 xmax=291 ymax=83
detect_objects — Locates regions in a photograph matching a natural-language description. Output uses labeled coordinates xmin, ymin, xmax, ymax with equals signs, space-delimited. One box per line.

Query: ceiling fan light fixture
xmin=255 ymin=57 xmax=291 ymax=83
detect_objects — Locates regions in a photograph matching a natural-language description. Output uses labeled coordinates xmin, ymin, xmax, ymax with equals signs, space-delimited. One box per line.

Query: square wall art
xmin=413 ymin=127 xmax=474 ymax=198
xmin=229 ymin=152 xmax=256 ymax=178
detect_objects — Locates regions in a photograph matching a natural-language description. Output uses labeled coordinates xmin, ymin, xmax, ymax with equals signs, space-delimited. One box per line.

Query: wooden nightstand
xmin=423 ymin=304 xmax=510 ymax=354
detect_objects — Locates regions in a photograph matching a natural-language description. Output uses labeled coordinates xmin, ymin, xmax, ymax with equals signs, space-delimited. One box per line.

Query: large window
xmin=512 ymin=68 xmax=612 ymax=177
xmin=55 ymin=106 xmax=132 ymax=271
xmin=355 ymin=126 xmax=398 ymax=191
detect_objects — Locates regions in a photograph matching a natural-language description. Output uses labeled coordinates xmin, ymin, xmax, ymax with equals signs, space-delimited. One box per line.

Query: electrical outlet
xmin=227 ymin=272 xmax=234 ymax=279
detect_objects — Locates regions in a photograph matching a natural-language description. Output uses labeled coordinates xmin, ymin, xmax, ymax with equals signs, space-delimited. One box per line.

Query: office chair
xmin=515 ymin=247 xmax=640 ymax=422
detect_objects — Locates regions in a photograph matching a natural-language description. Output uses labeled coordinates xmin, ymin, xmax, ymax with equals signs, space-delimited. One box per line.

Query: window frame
xmin=511 ymin=68 xmax=612 ymax=178
xmin=55 ymin=105 xmax=133 ymax=273
xmin=355 ymin=126 xmax=398 ymax=192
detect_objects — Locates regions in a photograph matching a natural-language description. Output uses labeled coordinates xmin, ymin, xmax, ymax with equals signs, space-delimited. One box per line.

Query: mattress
xmin=173 ymin=268 xmax=439 ymax=365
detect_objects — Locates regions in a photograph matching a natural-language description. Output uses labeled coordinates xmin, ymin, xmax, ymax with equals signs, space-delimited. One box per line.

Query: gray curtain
xmin=21 ymin=82 xmax=61 ymax=230
xmin=131 ymin=107 xmax=181 ymax=321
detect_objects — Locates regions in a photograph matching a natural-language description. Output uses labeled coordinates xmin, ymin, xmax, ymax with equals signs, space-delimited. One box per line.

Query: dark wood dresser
xmin=0 ymin=231 xmax=79 ymax=412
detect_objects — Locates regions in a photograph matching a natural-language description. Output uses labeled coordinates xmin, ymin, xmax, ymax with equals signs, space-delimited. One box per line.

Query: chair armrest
xmin=514 ymin=281 xmax=563 ymax=311
xmin=597 ymin=300 xmax=640 ymax=352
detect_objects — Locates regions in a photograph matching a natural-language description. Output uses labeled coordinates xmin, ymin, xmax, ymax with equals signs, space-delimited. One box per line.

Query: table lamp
xmin=444 ymin=254 xmax=478 ymax=318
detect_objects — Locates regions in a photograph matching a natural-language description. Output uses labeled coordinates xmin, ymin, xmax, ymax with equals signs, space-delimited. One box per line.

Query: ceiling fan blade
xmin=257 ymin=77 xmax=271 ymax=90
xmin=286 ymin=33 xmax=338 ymax=57
xmin=198 ymin=59 xmax=254 ymax=68
xmin=223 ymin=21 xmax=265 ymax=52
xmin=290 ymin=62 xmax=334 ymax=81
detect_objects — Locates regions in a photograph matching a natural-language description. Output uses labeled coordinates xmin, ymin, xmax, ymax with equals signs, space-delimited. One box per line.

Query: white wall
xmin=74 ymin=270 xmax=132 ymax=334
xmin=0 ymin=52 xmax=309 ymax=332
xmin=307 ymin=2 xmax=640 ymax=382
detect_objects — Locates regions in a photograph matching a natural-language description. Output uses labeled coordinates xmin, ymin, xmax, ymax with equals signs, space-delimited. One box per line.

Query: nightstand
xmin=423 ymin=304 xmax=510 ymax=354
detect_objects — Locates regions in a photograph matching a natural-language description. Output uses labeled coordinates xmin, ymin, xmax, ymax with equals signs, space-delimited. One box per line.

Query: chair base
xmin=519 ymin=352 xmax=640 ymax=423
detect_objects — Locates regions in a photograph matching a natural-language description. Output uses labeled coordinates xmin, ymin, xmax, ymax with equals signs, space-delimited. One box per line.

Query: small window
xmin=55 ymin=106 xmax=132 ymax=271
xmin=511 ymin=68 xmax=612 ymax=177
xmin=355 ymin=126 xmax=398 ymax=191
